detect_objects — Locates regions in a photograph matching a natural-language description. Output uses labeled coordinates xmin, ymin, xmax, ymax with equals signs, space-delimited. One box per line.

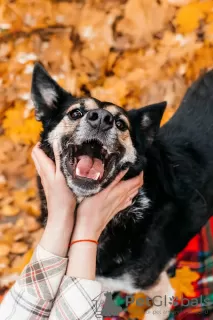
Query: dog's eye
xmin=68 ymin=109 xmax=83 ymax=120
xmin=115 ymin=119 xmax=127 ymax=131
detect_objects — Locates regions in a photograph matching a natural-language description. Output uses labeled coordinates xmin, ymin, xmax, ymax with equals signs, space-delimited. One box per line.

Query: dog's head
xmin=32 ymin=63 xmax=166 ymax=197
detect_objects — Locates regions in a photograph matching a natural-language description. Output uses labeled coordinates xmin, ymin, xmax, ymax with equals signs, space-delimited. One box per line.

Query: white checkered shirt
xmin=0 ymin=245 xmax=104 ymax=319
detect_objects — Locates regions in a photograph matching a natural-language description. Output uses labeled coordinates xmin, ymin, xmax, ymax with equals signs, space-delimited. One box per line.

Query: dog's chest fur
xmin=95 ymin=189 xmax=153 ymax=290
xmin=96 ymin=274 xmax=140 ymax=294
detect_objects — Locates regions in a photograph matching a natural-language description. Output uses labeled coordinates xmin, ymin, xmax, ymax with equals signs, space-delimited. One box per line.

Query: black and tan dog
xmin=32 ymin=62 xmax=213 ymax=319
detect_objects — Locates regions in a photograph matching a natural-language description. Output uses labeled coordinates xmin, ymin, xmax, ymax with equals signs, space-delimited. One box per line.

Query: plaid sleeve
xmin=49 ymin=276 xmax=105 ymax=320
xmin=0 ymin=245 xmax=68 ymax=319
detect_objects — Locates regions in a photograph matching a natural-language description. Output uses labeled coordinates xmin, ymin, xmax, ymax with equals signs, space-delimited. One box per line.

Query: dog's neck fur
xmin=103 ymin=139 xmax=176 ymax=231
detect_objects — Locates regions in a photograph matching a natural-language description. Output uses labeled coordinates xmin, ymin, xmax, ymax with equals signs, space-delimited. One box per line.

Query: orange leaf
xmin=128 ymin=292 xmax=151 ymax=319
xmin=170 ymin=266 xmax=200 ymax=299
xmin=1 ymin=204 xmax=19 ymax=217
xmin=3 ymin=101 xmax=41 ymax=145
xmin=174 ymin=1 xmax=213 ymax=34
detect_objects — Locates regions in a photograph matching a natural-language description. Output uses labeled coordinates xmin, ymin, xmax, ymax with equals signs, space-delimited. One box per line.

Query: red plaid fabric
xmin=170 ymin=217 xmax=213 ymax=319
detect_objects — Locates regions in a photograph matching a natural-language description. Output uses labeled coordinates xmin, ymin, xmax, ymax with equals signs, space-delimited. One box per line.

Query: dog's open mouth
xmin=67 ymin=140 xmax=117 ymax=183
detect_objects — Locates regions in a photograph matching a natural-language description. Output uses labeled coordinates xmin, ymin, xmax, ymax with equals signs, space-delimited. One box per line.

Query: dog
xmin=32 ymin=62 xmax=213 ymax=319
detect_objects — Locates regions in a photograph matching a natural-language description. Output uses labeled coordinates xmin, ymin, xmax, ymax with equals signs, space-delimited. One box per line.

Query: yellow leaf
xmin=170 ymin=266 xmax=200 ymax=299
xmin=175 ymin=0 xmax=213 ymax=34
xmin=185 ymin=44 xmax=213 ymax=82
xmin=0 ymin=242 xmax=11 ymax=257
xmin=3 ymin=101 xmax=41 ymax=145
xmin=175 ymin=4 xmax=203 ymax=33
xmin=13 ymin=188 xmax=40 ymax=217
xmin=11 ymin=242 xmax=28 ymax=255
xmin=1 ymin=204 xmax=19 ymax=217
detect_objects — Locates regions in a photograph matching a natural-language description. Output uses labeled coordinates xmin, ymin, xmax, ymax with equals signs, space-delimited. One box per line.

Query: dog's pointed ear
xmin=129 ymin=101 xmax=167 ymax=145
xmin=31 ymin=62 xmax=71 ymax=121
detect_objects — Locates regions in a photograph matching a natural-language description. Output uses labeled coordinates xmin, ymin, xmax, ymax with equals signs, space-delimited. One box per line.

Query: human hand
xmin=72 ymin=171 xmax=143 ymax=241
xmin=31 ymin=142 xmax=76 ymax=256
xmin=32 ymin=142 xmax=77 ymax=223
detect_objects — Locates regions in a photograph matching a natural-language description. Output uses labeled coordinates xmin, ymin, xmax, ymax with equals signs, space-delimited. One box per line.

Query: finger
xmin=112 ymin=182 xmax=142 ymax=216
xmin=127 ymin=189 xmax=139 ymax=201
xmin=124 ymin=172 xmax=143 ymax=190
xmin=53 ymin=140 xmax=61 ymax=172
xmin=105 ymin=169 xmax=128 ymax=192
xmin=31 ymin=144 xmax=55 ymax=179
xmin=121 ymin=200 xmax=132 ymax=211
xmin=114 ymin=188 xmax=138 ymax=211
xmin=126 ymin=186 xmax=140 ymax=196
xmin=104 ymin=173 xmax=142 ymax=204
xmin=114 ymin=187 xmax=138 ymax=206
xmin=118 ymin=172 xmax=143 ymax=193
xmin=114 ymin=199 xmax=133 ymax=216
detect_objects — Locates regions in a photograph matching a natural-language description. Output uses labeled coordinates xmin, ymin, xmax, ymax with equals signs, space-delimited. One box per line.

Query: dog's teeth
xmin=94 ymin=172 xmax=100 ymax=180
xmin=76 ymin=167 xmax=80 ymax=176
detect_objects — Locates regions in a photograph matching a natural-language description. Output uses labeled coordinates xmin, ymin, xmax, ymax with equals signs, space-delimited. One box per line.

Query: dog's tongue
xmin=76 ymin=156 xmax=104 ymax=180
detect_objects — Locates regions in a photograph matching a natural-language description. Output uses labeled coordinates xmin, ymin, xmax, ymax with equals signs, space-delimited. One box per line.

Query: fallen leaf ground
xmin=1 ymin=0 xmax=213 ymax=317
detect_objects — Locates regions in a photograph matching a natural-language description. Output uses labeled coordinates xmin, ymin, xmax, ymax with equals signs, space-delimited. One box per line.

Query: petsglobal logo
xmin=126 ymin=294 xmax=212 ymax=308
xmin=94 ymin=292 xmax=212 ymax=318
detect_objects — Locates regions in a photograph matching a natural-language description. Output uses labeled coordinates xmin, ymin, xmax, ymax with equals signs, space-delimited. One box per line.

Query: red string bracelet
xmin=70 ymin=239 xmax=98 ymax=247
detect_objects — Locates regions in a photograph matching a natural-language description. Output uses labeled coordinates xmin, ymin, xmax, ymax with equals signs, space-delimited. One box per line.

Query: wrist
xmin=72 ymin=225 xmax=101 ymax=242
xmin=40 ymin=228 xmax=72 ymax=258
xmin=40 ymin=216 xmax=74 ymax=257
xmin=46 ymin=209 xmax=74 ymax=229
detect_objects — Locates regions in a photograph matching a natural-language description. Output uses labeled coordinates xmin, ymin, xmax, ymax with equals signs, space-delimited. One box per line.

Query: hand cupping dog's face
xmin=31 ymin=63 xmax=166 ymax=198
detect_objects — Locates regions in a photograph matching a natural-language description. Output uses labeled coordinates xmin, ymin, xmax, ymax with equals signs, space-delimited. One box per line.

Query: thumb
xmin=31 ymin=143 xmax=55 ymax=179
xmin=53 ymin=140 xmax=61 ymax=172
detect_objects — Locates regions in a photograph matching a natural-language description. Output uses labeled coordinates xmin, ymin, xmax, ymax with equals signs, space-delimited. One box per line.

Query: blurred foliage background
xmin=1 ymin=0 xmax=213 ymax=317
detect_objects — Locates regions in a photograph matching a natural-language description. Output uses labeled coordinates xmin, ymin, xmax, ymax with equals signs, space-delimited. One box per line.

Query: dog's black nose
xmin=86 ymin=109 xmax=113 ymax=131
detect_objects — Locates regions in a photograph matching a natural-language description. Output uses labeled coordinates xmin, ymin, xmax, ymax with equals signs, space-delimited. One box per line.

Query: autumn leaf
xmin=175 ymin=3 xmax=204 ymax=33
xmin=1 ymin=204 xmax=19 ymax=217
xmin=3 ymin=101 xmax=41 ymax=145
xmin=116 ymin=0 xmax=171 ymax=48
xmin=0 ymin=242 xmax=11 ymax=258
xmin=13 ymin=188 xmax=40 ymax=217
xmin=127 ymin=292 xmax=151 ymax=319
xmin=174 ymin=0 xmax=213 ymax=34
xmin=170 ymin=267 xmax=200 ymax=299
